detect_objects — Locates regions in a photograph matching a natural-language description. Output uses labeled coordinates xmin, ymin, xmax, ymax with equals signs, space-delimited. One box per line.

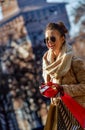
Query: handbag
xmin=44 ymin=102 xmax=58 ymax=130
xmin=40 ymin=82 xmax=85 ymax=130
xmin=44 ymin=98 xmax=84 ymax=130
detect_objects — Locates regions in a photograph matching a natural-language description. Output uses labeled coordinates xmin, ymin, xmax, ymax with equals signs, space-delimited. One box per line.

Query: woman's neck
xmin=54 ymin=50 xmax=60 ymax=58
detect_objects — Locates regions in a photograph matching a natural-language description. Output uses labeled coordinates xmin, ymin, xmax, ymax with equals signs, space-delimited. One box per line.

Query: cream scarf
xmin=42 ymin=43 xmax=73 ymax=83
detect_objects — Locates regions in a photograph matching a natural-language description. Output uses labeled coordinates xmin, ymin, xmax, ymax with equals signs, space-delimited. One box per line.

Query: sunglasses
xmin=44 ymin=36 xmax=56 ymax=44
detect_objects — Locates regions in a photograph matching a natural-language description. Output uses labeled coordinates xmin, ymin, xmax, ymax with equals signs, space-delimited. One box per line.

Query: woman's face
xmin=45 ymin=29 xmax=64 ymax=52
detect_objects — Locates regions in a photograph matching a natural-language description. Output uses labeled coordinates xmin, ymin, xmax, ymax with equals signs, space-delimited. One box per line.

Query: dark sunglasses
xmin=44 ymin=36 xmax=56 ymax=44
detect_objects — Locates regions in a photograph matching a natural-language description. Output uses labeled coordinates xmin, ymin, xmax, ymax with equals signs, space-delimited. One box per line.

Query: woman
xmin=40 ymin=22 xmax=85 ymax=130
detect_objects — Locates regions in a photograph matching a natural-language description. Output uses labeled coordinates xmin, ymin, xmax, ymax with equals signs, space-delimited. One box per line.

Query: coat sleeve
xmin=63 ymin=57 xmax=85 ymax=97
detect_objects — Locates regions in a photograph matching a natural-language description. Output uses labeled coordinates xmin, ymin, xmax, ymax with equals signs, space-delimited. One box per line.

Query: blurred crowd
xmin=0 ymin=31 xmax=49 ymax=130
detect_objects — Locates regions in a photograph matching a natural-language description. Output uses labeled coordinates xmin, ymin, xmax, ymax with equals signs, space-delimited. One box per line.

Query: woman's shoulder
xmin=72 ymin=56 xmax=85 ymax=72
xmin=72 ymin=56 xmax=85 ymax=65
xmin=71 ymin=56 xmax=85 ymax=84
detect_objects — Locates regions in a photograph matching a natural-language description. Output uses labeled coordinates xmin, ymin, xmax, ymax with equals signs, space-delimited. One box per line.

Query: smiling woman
xmin=39 ymin=21 xmax=85 ymax=130
xmin=43 ymin=22 xmax=68 ymax=68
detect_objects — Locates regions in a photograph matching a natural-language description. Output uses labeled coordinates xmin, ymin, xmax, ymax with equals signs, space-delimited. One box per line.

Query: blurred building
xmin=0 ymin=0 xmax=70 ymax=46
xmin=0 ymin=0 xmax=19 ymax=19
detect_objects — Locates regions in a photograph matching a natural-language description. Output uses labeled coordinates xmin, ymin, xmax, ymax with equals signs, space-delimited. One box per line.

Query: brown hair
xmin=45 ymin=21 xmax=68 ymax=37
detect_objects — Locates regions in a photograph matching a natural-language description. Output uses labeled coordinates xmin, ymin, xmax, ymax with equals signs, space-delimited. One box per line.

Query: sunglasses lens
xmin=51 ymin=37 xmax=56 ymax=42
xmin=44 ymin=36 xmax=56 ymax=44
xmin=44 ymin=38 xmax=48 ymax=44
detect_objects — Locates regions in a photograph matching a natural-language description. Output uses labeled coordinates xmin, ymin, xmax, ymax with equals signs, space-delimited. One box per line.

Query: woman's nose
xmin=48 ymin=39 xmax=52 ymax=44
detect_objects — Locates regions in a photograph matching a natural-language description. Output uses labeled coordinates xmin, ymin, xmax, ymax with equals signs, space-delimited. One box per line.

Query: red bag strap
xmin=61 ymin=93 xmax=85 ymax=128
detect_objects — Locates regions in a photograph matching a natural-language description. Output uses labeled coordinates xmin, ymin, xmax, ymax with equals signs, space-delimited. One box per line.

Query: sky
xmin=47 ymin=0 xmax=82 ymax=37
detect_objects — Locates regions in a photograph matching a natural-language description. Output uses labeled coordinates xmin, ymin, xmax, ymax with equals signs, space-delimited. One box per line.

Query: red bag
xmin=61 ymin=93 xmax=85 ymax=128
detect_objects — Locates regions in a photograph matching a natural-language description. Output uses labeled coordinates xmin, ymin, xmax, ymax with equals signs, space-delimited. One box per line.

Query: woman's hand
xmin=39 ymin=82 xmax=64 ymax=98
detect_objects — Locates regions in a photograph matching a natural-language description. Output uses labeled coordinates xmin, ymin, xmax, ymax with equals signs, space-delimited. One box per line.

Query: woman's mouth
xmin=48 ymin=45 xmax=55 ymax=49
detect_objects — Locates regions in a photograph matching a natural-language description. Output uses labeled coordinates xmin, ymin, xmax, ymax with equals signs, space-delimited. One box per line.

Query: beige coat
xmin=43 ymin=56 xmax=85 ymax=108
xmin=43 ymin=44 xmax=85 ymax=129
xmin=62 ymin=57 xmax=85 ymax=108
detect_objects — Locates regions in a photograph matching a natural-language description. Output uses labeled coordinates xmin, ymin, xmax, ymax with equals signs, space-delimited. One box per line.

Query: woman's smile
xmin=48 ymin=44 xmax=55 ymax=49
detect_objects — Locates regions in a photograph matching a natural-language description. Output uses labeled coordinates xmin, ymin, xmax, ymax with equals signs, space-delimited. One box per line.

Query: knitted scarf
xmin=43 ymin=43 xmax=73 ymax=83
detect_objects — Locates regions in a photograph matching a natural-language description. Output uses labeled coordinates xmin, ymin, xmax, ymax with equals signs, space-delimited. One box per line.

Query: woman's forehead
xmin=45 ymin=29 xmax=60 ymax=36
